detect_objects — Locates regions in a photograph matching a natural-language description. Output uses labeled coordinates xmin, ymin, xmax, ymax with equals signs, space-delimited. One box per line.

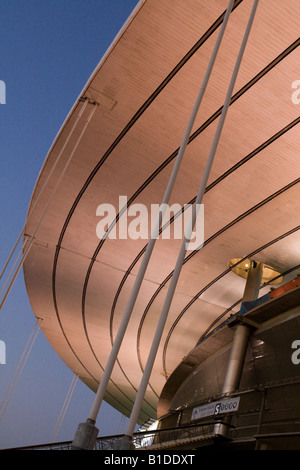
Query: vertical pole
xmin=120 ymin=0 xmax=259 ymax=449
xmin=72 ymin=0 xmax=236 ymax=451
xmin=221 ymin=324 xmax=252 ymax=396
xmin=242 ymin=260 xmax=263 ymax=302
xmin=215 ymin=260 xmax=263 ymax=437
xmin=222 ymin=260 xmax=263 ymax=395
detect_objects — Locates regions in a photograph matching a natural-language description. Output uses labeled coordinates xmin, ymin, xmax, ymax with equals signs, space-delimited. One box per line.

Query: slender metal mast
xmin=71 ymin=0 xmax=236 ymax=451
xmin=120 ymin=0 xmax=259 ymax=449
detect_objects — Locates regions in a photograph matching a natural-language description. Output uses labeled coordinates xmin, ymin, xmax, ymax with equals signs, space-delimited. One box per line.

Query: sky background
xmin=0 ymin=0 xmax=140 ymax=449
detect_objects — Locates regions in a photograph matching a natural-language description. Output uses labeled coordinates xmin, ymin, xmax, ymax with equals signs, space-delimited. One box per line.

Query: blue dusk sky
xmin=0 ymin=0 xmax=140 ymax=449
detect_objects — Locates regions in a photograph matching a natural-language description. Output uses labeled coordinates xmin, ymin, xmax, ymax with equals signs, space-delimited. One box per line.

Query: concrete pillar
xmin=71 ymin=419 xmax=99 ymax=450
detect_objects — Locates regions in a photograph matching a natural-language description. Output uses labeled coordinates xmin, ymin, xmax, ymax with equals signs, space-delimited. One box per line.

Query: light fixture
xmin=228 ymin=258 xmax=283 ymax=285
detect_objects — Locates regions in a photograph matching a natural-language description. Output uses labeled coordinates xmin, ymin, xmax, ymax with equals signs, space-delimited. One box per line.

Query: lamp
xmin=228 ymin=258 xmax=283 ymax=285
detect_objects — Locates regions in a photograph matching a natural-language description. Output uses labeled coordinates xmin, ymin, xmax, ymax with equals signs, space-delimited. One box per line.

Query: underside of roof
xmin=23 ymin=0 xmax=300 ymax=424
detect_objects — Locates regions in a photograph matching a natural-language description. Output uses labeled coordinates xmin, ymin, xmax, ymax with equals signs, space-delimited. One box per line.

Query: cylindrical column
xmin=215 ymin=259 xmax=263 ymax=437
xmin=221 ymin=324 xmax=251 ymax=395
xmin=72 ymin=0 xmax=236 ymax=451
xmin=242 ymin=260 xmax=264 ymax=302
xmin=222 ymin=260 xmax=263 ymax=395
xmin=120 ymin=0 xmax=259 ymax=449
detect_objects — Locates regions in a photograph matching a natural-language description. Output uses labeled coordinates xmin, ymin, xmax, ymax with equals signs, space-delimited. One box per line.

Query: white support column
xmin=71 ymin=0 xmax=236 ymax=451
xmin=120 ymin=0 xmax=259 ymax=450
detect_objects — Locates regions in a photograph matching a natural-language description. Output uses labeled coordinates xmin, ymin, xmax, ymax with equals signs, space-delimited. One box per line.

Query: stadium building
xmin=22 ymin=0 xmax=300 ymax=450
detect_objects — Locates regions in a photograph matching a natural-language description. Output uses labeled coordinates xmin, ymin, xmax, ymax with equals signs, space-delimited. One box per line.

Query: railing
xmin=6 ymin=378 xmax=300 ymax=450
xmin=6 ymin=422 xmax=219 ymax=450
xmin=132 ymin=421 xmax=217 ymax=449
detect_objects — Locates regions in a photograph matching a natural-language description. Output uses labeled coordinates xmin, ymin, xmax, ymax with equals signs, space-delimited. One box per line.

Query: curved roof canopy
xmin=23 ymin=0 xmax=300 ymax=424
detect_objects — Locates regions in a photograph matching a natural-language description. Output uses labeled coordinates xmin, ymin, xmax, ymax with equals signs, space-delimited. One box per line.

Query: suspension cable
xmin=0 ymin=101 xmax=97 ymax=313
xmin=0 ymin=319 xmax=42 ymax=422
xmin=0 ymin=98 xmax=88 ymax=282
xmin=51 ymin=373 xmax=79 ymax=442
